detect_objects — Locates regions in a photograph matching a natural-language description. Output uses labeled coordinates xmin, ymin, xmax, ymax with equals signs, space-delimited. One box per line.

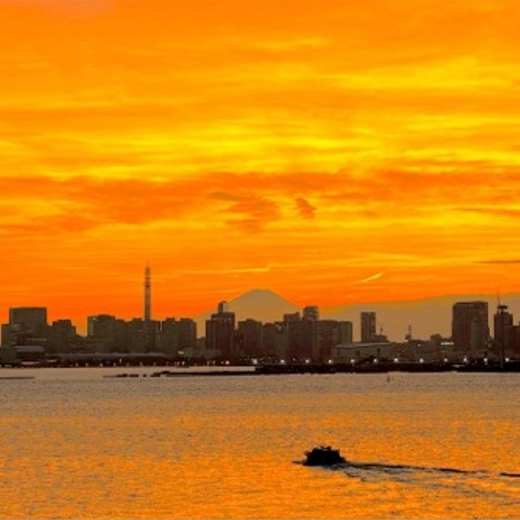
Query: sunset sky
xmin=2 ymin=0 xmax=520 ymax=326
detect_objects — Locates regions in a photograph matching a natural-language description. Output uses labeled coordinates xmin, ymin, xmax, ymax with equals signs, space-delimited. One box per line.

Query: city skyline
xmin=2 ymin=1 xmax=520 ymax=328
xmin=4 ymin=291 xmax=518 ymax=365
xmin=6 ymin=281 xmax=520 ymax=339
xmin=2 ymin=264 xmax=519 ymax=344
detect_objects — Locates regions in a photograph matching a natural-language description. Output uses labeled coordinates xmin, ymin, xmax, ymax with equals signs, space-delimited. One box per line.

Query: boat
xmin=304 ymin=446 xmax=346 ymax=466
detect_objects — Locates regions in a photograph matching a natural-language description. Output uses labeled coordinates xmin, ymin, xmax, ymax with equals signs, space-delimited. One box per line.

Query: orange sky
xmin=2 ymin=0 xmax=520 ymax=327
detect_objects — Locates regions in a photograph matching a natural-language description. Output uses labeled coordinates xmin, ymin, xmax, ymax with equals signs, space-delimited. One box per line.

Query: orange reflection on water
xmin=0 ymin=371 xmax=519 ymax=519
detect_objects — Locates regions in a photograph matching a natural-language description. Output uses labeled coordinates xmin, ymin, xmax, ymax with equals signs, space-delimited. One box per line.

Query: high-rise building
xmin=160 ymin=317 xmax=197 ymax=355
xmin=283 ymin=312 xmax=300 ymax=323
xmin=284 ymin=313 xmax=318 ymax=360
xmin=238 ymin=319 xmax=263 ymax=358
xmin=205 ymin=301 xmax=236 ymax=359
xmin=218 ymin=301 xmax=230 ymax=314
xmin=262 ymin=322 xmax=287 ymax=359
xmin=2 ymin=307 xmax=48 ymax=347
xmin=361 ymin=312 xmax=377 ymax=343
xmin=303 ymin=306 xmax=320 ymax=321
xmin=494 ymin=304 xmax=514 ymax=353
xmin=178 ymin=318 xmax=197 ymax=351
xmin=339 ymin=321 xmax=353 ymax=345
xmin=317 ymin=320 xmax=353 ymax=360
xmin=87 ymin=314 xmax=127 ymax=352
xmin=9 ymin=307 xmax=47 ymax=336
xmin=47 ymin=319 xmax=78 ymax=354
xmin=452 ymin=301 xmax=489 ymax=355
xmin=318 ymin=320 xmax=340 ymax=360
xmin=160 ymin=318 xmax=179 ymax=355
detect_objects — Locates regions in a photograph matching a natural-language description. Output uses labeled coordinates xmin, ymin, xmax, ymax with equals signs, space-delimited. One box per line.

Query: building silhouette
xmin=47 ymin=319 xmax=78 ymax=354
xmin=161 ymin=317 xmax=179 ymax=355
xmin=317 ymin=320 xmax=340 ymax=360
xmin=205 ymin=301 xmax=236 ymax=359
xmin=338 ymin=321 xmax=353 ymax=345
xmin=303 ymin=306 xmax=320 ymax=321
xmin=87 ymin=314 xmax=127 ymax=352
xmin=237 ymin=319 xmax=263 ymax=358
xmin=361 ymin=312 xmax=377 ymax=343
xmin=283 ymin=307 xmax=320 ymax=360
xmin=125 ymin=318 xmax=149 ymax=353
xmin=178 ymin=318 xmax=197 ymax=352
xmin=261 ymin=322 xmax=286 ymax=359
xmin=160 ymin=317 xmax=196 ymax=354
xmin=317 ymin=320 xmax=353 ymax=360
xmin=452 ymin=301 xmax=489 ymax=355
xmin=2 ymin=307 xmax=48 ymax=347
xmin=494 ymin=304 xmax=513 ymax=353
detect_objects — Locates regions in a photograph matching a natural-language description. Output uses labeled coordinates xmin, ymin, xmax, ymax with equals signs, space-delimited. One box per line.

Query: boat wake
xmin=298 ymin=458 xmax=520 ymax=483
xmin=340 ymin=460 xmax=485 ymax=479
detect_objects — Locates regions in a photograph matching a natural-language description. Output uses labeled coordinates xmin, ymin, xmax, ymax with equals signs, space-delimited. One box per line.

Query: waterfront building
xmin=160 ymin=318 xmax=179 ymax=355
xmin=317 ymin=320 xmax=342 ymax=360
xmin=205 ymin=301 xmax=236 ymax=359
xmin=47 ymin=319 xmax=78 ymax=354
xmin=361 ymin=311 xmax=377 ymax=343
xmin=452 ymin=301 xmax=489 ymax=355
xmin=332 ymin=341 xmax=394 ymax=362
xmin=2 ymin=307 xmax=48 ymax=347
xmin=262 ymin=322 xmax=287 ymax=359
xmin=237 ymin=319 xmax=263 ymax=358
xmin=87 ymin=314 xmax=127 ymax=352
xmin=178 ymin=318 xmax=197 ymax=351
xmin=338 ymin=321 xmax=353 ymax=345
xmin=494 ymin=304 xmax=514 ymax=352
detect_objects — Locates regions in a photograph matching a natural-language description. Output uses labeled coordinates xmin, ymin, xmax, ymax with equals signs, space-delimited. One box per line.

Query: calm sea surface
xmin=0 ymin=368 xmax=519 ymax=519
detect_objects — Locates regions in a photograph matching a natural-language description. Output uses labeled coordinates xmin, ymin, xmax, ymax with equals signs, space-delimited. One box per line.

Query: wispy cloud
xmin=477 ymin=259 xmax=520 ymax=265
xmin=359 ymin=272 xmax=385 ymax=284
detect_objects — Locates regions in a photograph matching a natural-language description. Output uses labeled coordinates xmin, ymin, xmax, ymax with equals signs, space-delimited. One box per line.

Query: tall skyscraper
xmin=238 ymin=319 xmax=263 ymax=358
xmin=317 ymin=320 xmax=341 ymax=359
xmin=206 ymin=301 xmax=236 ymax=359
xmin=178 ymin=318 xmax=197 ymax=351
xmin=144 ymin=264 xmax=151 ymax=322
xmin=338 ymin=321 xmax=353 ymax=345
xmin=494 ymin=304 xmax=513 ymax=353
xmin=452 ymin=301 xmax=489 ymax=354
xmin=361 ymin=312 xmax=377 ymax=343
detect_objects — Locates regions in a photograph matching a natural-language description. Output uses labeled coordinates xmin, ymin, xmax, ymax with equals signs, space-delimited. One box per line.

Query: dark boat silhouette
xmin=304 ymin=446 xmax=346 ymax=466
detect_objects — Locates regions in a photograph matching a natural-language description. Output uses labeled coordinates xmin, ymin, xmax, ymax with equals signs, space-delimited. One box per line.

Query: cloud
xmin=477 ymin=259 xmax=520 ymax=265
xmin=459 ymin=207 xmax=520 ymax=219
xmin=360 ymin=272 xmax=385 ymax=284
xmin=295 ymin=197 xmax=316 ymax=219
xmin=223 ymin=196 xmax=281 ymax=231
xmin=1 ymin=164 xmax=520 ymax=239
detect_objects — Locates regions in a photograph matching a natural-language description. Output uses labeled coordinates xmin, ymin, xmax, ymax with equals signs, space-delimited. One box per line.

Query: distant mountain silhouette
xmin=194 ymin=288 xmax=299 ymax=329
xmin=194 ymin=288 xmax=520 ymax=342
